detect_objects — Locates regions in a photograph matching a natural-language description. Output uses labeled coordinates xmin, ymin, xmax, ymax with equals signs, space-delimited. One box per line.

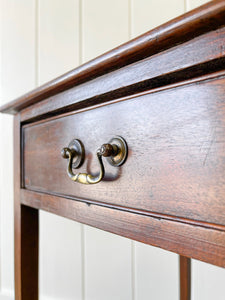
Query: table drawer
xmin=23 ymin=76 xmax=225 ymax=226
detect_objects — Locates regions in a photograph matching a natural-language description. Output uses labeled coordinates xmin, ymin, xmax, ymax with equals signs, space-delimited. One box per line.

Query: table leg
xmin=14 ymin=205 xmax=39 ymax=300
xmin=14 ymin=115 xmax=39 ymax=299
xmin=180 ymin=255 xmax=191 ymax=300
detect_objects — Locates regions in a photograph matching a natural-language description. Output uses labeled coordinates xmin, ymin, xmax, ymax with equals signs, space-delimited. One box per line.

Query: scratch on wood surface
xmin=203 ymin=130 xmax=215 ymax=166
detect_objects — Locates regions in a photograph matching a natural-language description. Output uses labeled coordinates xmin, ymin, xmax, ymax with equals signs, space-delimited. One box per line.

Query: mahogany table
xmin=1 ymin=1 xmax=225 ymax=299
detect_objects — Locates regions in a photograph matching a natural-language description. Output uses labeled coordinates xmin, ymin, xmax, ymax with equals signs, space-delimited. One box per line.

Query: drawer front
xmin=23 ymin=76 xmax=225 ymax=226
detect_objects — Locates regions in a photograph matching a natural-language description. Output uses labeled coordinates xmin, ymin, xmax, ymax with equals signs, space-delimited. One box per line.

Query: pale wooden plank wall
xmin=131 ymin=0 xmax=184 ymax=36
xmin=38 ymin=0 xmax=80 ymax=84
xmin=0 ymin=1 xmax=36 ymax=298
xmin=1 ymin=1 xmax=225 ymax=300
xmin=82 ymin=0 xmax=130 ymax=62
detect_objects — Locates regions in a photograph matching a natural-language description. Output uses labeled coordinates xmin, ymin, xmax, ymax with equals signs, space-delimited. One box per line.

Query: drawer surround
xmin=23 ymin=74 xmax=225 ymax=227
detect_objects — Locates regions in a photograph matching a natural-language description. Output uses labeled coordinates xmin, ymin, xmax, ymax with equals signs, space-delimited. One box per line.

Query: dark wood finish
xmin=1 ymin=1 xmax=225 ymax=299
xmin=14 ymin=115 xmax=39 ymax=300
xmin=20 ymin=189 xmax=225 ymax=268
xmin=23 ymin=74 xmax=225 ymax=226
xmin=0 ymin=0 xmax=225 ymax=115
xmin=19 ymin=26 xmax=225 ymax=123
xmin=180 ymin=256 xmax=191 ymax=300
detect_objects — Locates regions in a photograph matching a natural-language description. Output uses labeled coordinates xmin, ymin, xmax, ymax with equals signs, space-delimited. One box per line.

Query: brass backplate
xmin=68 ymin=139 xmax=85 ymax=169
xmin=106 ymin=136 xmax=128 ymax=167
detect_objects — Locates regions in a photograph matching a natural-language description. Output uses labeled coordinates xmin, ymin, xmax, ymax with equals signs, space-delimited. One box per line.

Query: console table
xmin=1 ymin=1 xmax=225 ymax=299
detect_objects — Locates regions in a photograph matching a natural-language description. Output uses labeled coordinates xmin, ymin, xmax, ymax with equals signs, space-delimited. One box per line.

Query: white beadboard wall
xmin=1 ymin=0 xmax=225 ymax=300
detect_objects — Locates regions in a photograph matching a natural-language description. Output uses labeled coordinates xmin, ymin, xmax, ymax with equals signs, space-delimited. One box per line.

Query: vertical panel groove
xmin=0 ymin=0 xmax=2 ymax=292
xmin=128 ymin=0 xmax=132 ymax=41
xmin=79 ymin=1 xmax=85 ymax=299
xmin=35 ymin=0 xmax=39 ymax=88
xmin=79 ymin=0 xmax=83 ymax=65
xmin=129 ymin=2 xmax=135 ymax=300
xmin=81 ymin=225 xmax=85 ymax=300
xmin=184 ymin=0 xmax=188 ymax=12
xmin=131 ymin=241 xmax=136 ymax=300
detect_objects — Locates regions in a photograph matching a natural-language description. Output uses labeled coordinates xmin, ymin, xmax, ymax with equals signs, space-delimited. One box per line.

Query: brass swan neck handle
xmin=61 ymin=137 xmax=128 ymax=185
xmin=61 ymin=147 xmax=104 ymax=184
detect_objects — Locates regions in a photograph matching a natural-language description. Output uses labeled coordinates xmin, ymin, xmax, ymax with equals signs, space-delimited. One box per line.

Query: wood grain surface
xmin=19 ymin=26 xmax=225 ymax=122
xmin=23 ymin=75 xmax=225 ymax=227
xmin=20 ymin=189 xmax=225 ymax=268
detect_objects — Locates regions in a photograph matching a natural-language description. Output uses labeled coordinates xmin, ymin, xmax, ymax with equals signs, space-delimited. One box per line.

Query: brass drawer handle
xmin=61 ymin=136 xmax=128 ymax=185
